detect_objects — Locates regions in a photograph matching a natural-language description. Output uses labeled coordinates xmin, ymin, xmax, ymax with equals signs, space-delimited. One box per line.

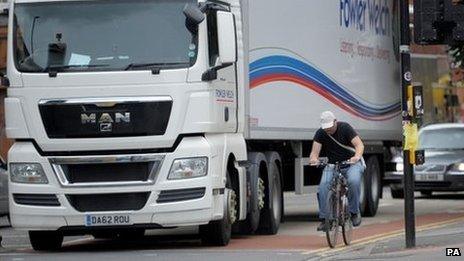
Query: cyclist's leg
xmin=346 ymin=161 xmax=364 ymax=215
xmin=318 ymin=165 xmax=335 ymax=219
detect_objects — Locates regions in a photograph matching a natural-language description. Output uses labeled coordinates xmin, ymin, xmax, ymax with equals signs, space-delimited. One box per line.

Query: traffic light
xmin=414 ymin=0 xmax=464 ymax=44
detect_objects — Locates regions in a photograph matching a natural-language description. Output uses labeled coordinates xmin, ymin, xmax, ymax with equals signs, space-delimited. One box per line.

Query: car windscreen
xmin=13 ymin=0 xmax=197 ymax=73
xmin=420 ymin=127 xmax=464 ymax=150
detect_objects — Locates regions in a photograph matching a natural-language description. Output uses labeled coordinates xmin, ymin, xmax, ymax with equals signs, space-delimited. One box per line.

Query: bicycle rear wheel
xmin=342 ymin=196 xmax=353 ymax=245
xmin=325 ymin=190 xmax=339 ymax=248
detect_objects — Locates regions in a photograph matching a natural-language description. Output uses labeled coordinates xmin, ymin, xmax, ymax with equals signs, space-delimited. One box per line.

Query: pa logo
xmin=446 ymin=248 xmax=462 ymax=256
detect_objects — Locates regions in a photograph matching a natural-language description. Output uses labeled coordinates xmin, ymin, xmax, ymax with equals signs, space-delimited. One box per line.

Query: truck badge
xmin=81 ymin=112 xmax=131 ymax=133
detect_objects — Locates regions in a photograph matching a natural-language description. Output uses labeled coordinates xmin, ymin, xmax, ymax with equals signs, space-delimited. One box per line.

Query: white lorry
xmin=4 ymin=0 xmax=401 ymax=250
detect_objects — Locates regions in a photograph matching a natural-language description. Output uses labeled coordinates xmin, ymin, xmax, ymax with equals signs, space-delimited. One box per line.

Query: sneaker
xmin=351 ymin=212 xmax=362 ymax=227
xmin=317 ymin=221 xmax=328 ymax=232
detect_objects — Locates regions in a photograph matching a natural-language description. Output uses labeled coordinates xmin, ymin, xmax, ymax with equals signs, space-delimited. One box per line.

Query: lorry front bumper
xmin=8 ymin=137 xmax=225 ymax=231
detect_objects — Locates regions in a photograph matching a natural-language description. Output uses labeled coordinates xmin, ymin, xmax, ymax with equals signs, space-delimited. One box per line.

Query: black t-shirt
xmin=313 ymin=122 xmax=358 ymax=163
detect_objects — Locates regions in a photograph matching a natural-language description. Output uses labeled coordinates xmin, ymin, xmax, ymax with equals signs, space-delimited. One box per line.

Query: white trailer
xmin=4 ymin=0 xmax=401 ymax=250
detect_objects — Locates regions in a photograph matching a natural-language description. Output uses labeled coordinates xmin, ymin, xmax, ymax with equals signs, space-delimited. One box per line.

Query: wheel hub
xmin=227 ymin=189 xmax=238 ymax=224
xmin=257 ymin=178 xmax=265 ymax=210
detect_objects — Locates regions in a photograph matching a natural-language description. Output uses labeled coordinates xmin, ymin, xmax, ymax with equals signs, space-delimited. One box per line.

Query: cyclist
xmin=309 ymin=111 xmax=365 ymax=231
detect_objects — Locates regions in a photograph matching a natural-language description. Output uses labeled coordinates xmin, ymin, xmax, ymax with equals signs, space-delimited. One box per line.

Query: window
xmin=13 ymin=0 xmax=197 ymax=73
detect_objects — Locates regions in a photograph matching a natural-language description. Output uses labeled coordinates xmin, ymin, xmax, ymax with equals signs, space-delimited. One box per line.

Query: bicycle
xmin=314 ymin=158 xmax=353 ymax=248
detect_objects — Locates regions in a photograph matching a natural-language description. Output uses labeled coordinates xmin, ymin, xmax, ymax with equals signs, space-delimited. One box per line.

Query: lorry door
xmin=207 ymin=8 xmax=238 ymax=133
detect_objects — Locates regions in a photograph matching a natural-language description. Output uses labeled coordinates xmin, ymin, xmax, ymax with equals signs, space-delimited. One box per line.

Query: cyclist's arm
xmin=350 ymin=136 xmax=364 ymax=162
xmin=309 ymin=141 xmax=322 ymax=165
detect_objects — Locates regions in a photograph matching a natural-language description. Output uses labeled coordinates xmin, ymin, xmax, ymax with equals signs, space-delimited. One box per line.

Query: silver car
xmin=385 ymin=123 xmax=464 ymax=198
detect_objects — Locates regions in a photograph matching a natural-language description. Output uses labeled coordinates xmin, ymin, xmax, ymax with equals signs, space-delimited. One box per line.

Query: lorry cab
xmin=6 ymin=0 xmax=249 ymax=250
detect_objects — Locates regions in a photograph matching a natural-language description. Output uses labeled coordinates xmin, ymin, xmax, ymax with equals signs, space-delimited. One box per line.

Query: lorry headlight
xmin=168 ymin=157 xmax=208 ymax=180
xmin=395 ymin=162 xmax=404 ymax=172
xmin=10 ymin=163 xmax=48 ymax=184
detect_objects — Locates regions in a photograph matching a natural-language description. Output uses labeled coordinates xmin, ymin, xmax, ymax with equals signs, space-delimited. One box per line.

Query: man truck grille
xmin=67 ymin=192 xmax=150 ymax=212
xmin=50 ymin=154 xmax=164 ymax=188
xmin=63 ymin=162 xmax=157 ymax=183
xmin=39 ymin=97 xmax=172 ymax=138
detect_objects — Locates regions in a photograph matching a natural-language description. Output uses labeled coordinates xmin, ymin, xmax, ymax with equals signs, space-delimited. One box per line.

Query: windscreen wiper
xmin=124 ymin=62 xmax=189 ymax=74
xmin=44 ymin=64 xmax=109 ymax=77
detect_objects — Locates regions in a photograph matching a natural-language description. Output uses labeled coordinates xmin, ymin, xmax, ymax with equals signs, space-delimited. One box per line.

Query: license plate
xmin=85 ymin=214 xmax=132 ymax=227
xmin=415 ymin=174 xmax=444 ymax=181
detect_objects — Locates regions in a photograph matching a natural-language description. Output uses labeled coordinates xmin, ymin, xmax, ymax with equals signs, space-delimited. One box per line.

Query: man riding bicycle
xmin=309 ymin=111 xmax=365 ymax=231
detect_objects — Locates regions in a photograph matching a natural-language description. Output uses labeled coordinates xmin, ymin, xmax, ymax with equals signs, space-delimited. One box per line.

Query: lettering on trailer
xmin=340 ymin=0 xmax=391 ymax=36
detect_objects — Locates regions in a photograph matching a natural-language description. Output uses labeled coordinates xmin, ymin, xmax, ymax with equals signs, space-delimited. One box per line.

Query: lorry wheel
xmin=358 ymin=171 xmax=367 ymax=215
xmin=362 ymin=156 xmax=381 ymax=217
xmin=236 ymin=174 xmax=263 ymax=234
xmin=29 ymin=231 xmax=63 ymax=251
xmin=390 ymin=186 xmax=404 ymax=199
xmin=257 ymin=161 xmax=282 ymax=235
xmin=236 ymin=153 xmax=266 ymax=234
xmin=420 ymin=191 xmax=432 ymax=197
xmin=92 ymin=230 xmax=119 ymax=239
xmin=200 ymin=171 xmax=237 ymax=246
xmin=118 ymin=228 xmax=145 ymax=239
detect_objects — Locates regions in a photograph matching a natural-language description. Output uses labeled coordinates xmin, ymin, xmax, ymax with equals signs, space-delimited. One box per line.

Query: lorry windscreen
xmin=13 ymin=0 xmax=197 ymax=73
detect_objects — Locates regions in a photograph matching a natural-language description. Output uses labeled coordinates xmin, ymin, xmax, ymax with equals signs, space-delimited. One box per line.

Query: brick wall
xmin=0 ymin=24 xmax=10 ymax=160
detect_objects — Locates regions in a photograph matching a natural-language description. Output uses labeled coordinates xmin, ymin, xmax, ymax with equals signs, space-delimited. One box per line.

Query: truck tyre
xmin=118 ymin=228 xmax=145 ymax=239
xmin=362 ymin=156 xmax=381 ymax=217
xmin=391 ymin=187 xmax=404 ymax=199
xmin=359 ymin=171 xmax=367 ymax=215
xmin=200 ymin=171 xmax=236 ymax=246
xmin=420 ymin=191 xmax=432 ymax=197
xmin=257 ymin=160 xmax=282 ymax=235
xmin=235 ymin=152 xmax=266 ymax=234
xmin=92 ymin=230 xmax=119 ymax=239
xmin=29 ymin=231 xmax=63 ymax=251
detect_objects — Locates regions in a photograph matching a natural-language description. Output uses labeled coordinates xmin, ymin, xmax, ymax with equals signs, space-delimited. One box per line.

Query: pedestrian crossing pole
xmin=399 ymin=0 xmax=416 ymax=249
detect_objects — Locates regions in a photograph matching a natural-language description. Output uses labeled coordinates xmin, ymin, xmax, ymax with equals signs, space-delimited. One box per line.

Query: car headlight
xmin=451 ymin=163 xmax=464 ymax=172
xmin=10 ymin=163 xmax=48 ymax=184
xmin=168 ymin=157 xmax=208 ymax=180
xmin=395 ymin=162 xmax=404 ymax=172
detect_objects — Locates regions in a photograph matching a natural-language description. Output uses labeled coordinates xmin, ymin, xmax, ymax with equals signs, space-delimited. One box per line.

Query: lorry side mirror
xmin=216 ymin=11 xmax=236 ymax=64
xmin=183 ymin=3 xmax=205 ymax=33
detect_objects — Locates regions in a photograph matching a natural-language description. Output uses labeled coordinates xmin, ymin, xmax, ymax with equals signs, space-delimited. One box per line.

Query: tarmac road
xmin=0 ymin=188 xmax=463 ymax=261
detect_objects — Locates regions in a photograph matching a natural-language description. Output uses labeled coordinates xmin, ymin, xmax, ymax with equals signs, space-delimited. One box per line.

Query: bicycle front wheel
xmin=325 ymin=190 xmax=339 ymax=248
xmin=342 ymin=196 xmax=353 ymax=245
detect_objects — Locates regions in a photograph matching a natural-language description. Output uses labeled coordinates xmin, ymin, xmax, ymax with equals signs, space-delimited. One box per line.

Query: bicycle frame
xmin=321 ymin=161 xmax=353 ymax=248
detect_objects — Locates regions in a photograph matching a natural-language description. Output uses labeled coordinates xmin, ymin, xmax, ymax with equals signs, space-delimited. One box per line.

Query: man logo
xmin=81 ymin=112 xmax=130 ymax=124
xmin=446 ymin=248 xmax=462 ymax=256
xmin=81 ymin=112 xmax=131 ymax=133
xmin=99 ymin=122 xmax=113 ymax=132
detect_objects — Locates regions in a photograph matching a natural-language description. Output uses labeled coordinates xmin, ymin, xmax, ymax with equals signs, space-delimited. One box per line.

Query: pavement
xmin=308 ymin=218 xmax=464 ymax=261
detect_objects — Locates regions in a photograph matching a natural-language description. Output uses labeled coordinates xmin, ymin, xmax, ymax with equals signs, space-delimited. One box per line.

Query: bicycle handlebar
xmin=310 ymin=158 xmax=354 ymax=167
